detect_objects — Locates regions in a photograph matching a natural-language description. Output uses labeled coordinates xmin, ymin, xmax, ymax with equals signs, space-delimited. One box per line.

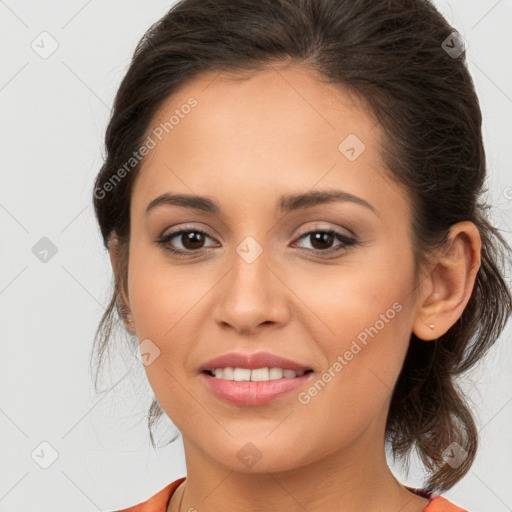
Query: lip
xmin=199 ymin=351 xmax=313 ymax=373
xmin=201 ymin=371 xmax=314 ymax=406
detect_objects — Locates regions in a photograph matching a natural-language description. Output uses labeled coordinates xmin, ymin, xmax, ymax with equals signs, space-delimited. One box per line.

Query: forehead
xmin=131 ymin=64 xmax=408 ymax=222
xmin=146 ymin=64 xmax=378 ymax=154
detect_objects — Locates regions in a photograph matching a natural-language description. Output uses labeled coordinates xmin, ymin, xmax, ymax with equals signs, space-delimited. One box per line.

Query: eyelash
xmin=155 ymin=227 xmax=358 ymax=258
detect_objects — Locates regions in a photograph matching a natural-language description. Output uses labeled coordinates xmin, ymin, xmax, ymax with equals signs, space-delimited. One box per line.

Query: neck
xmin=169 ymin=427 xmax=429 ymax=512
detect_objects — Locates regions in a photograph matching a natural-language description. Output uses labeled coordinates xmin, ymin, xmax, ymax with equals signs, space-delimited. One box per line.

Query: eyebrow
xmin=145 ymin=190 xmax=378 ymax=217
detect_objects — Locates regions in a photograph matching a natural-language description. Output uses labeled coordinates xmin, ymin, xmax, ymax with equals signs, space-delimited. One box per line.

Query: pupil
xmin=311 ymin=232 xmax=333 ymax=250
xmin=184 ymin=232 xmax=204 ymax=249
xmin=180 ymin=231 xmax=334 ymax=251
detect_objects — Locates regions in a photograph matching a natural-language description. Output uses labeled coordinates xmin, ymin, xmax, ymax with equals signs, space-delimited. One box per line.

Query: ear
xmin=108 ymin=234 xmax=136 ymax=336
xmin=412 ymin=221 xmax=482 ymax=341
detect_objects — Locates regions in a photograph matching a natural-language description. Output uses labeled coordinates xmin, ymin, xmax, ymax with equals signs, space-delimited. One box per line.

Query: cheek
xmin=289 ymin=248 xmax=414 ymax=342
xmin=127 ymin=243 xmax=211 ymax=338
xmin=126 ymin=247 xmax=207 ymax=423
xmin=288 ymin=251 xmax=415 ymax=406
xmin=292 ymin=296 xmax=412 ymax=447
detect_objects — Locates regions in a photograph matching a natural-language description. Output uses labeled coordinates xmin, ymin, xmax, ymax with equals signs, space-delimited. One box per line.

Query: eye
xmin=293 ymin=229 xmax=357 ymax=254
xmin=155 ymin=226 xmax=358 ymax=258
xmin=156 ymin=228 xmax=218 ymax=256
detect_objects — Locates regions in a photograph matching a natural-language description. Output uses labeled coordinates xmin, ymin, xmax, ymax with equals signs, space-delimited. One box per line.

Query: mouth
xmin=198 ymin=351 xmax=315 ymax=405
xmin=199 ymin=351 xmax=314 ymax=376
xmin=202 ymin=368 xmax=314 ymax=381
xmin=200 ymin=368 xmax=315 ymax=406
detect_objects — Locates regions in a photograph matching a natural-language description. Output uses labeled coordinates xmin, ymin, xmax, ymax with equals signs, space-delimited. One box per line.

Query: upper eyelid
xmin=294 ymin=223 xmax=355 ymax=239
xmin=161 ymin=224 xmax=355 ymax=244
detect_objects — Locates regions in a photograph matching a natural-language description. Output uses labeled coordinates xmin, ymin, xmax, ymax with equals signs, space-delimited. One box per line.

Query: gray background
xmin=1 ymin=1 xmax=511 ymax=510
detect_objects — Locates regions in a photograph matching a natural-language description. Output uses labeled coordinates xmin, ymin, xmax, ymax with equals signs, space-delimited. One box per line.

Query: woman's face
xmin=123 ymin=65 xmax=427 ymax=474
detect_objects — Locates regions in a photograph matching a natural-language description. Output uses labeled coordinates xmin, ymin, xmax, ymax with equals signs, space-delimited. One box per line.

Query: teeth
xmin=211 ymin=367 xmax=306 ymax=381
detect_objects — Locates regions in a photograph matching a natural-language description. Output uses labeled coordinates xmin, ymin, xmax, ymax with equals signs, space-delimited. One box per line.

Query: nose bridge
xmin=230 ymin=233 xmax=273 ymax=297
xmin=213 ymin=232 xmax=289 ymax=330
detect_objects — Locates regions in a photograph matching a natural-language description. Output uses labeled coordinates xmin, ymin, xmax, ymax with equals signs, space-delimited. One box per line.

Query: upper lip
xmin=199 ymin=352 xmax=313 ymax=373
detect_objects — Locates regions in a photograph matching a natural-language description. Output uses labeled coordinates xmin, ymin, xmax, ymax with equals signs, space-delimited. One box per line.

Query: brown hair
xmin=91 ymin=0 xmax=512 ymax=492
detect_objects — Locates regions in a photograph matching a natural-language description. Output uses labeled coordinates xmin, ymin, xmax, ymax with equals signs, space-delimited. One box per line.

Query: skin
xmin=109 ymin=63 xmax=481 ymax=512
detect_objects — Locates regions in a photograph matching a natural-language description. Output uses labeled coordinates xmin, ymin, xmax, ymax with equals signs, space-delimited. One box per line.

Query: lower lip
xmin=200 ymin=371 xmax=313 ymax=406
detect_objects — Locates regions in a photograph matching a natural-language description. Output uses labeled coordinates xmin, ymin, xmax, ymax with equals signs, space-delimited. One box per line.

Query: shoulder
xmin=406 ymin=486 xmax=469 ymax=512
xmin=424 ymin=494 xmax=469 ymax=512
xmin=113 ymin=480 xmax=469 ymax=512
xmin=112 ymin=476 xmax=186 ymax=512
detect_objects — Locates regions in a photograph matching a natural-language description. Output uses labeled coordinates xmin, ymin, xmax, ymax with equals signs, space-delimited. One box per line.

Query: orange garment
xmin=114 ymin=477 xmax=468 ymax=512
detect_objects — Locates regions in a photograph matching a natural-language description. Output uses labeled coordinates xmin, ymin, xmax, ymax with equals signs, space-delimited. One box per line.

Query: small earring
xmin=428 ymin=324 xmax=435 ymax=330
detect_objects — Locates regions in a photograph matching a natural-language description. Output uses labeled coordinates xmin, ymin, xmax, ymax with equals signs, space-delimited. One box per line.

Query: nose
xmin=212 ymin=243 xmax=291 ymax=335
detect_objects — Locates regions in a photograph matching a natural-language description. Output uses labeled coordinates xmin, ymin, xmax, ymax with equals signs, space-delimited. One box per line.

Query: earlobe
xmin=107 ymin=232 xmax=121 ymax=275
xmin=108 ymin=233 xmax=136 ymax=335
xmin=412 ymin=221 xmax=481 ymax=341
xmin=116 ymin=296 xmax=137 ymax=336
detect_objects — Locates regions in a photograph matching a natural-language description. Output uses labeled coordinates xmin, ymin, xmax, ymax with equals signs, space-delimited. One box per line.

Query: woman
xmin=91 ymin=0 xmax=512 ymax=510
